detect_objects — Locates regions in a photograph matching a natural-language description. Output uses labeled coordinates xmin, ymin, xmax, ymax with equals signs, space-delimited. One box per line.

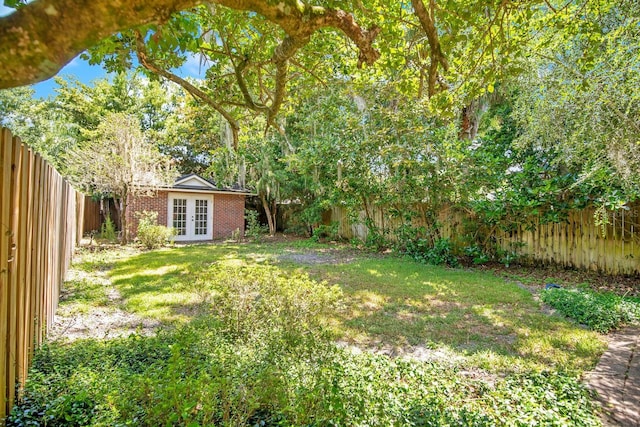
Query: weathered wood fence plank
xmin=0 ymin=129 xmax=12 ymax=423
xmin=329 ymin=202 xmax=640 ymax=275
xmin=1 ymin=128 xmax=84 ymax=421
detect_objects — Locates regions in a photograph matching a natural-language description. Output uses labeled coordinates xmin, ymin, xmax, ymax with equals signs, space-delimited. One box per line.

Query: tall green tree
xmin=3 ymin=0 xmax=636 ymax=248
xmin=4 ymin=0 xmax=620 ymax=146
xmin=52 ymin=73 xmax=217 ymax=174
xmin=67 ymin=112 xmax=177 ymax=243
xmin=0 ymin=87 xmax=74 ymax=168
xmin=513 ymin=0 xmax=640 ymax=203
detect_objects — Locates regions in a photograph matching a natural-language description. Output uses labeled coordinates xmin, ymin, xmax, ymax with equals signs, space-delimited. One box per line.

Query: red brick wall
xmin=126 ymin=191 xmax=169 ymax=239
xmin=127 ymin=191 xmax=245 ymax=240
xmin=213 ymin=194 xmax=245 ymax=239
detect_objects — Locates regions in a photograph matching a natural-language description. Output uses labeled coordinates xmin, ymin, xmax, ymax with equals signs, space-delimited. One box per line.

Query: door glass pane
xmin=172 ymin=199 xmax=187 ymax=235
xmin=194 ymin=199 xmax=208 ymax=236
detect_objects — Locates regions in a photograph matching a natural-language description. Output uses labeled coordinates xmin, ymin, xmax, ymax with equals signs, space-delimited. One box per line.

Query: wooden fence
xmin=82 ymin=197 xmax=120 ymax=235
xmin=83 ymin=196 xmax=102 ymax=234
xmin=0 ymin=127 xmax=85 ymax=420
xmin=330 ymin=202 xmax=640 ymax=276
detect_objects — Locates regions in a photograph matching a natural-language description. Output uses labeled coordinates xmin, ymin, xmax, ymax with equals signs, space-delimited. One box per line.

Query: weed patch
xmin=542 ymin=287 xmax=640 ymax=333
xmin=15 ymin=242 xmax=608 ymax=425
xmin=9 ymin=321 xmax=600 ymax=426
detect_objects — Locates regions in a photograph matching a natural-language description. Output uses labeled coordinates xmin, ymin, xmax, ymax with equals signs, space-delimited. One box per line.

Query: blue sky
xmin=1 ymin=4 xmax=208 ymax=98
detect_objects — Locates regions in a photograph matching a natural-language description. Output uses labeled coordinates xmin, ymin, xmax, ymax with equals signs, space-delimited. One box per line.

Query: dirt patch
xmin=279 ymin=248 xmax=360 ymax=265
xmin=480 ymin=263 xmax=640 ymax=297
xmin=50 ymin=307 xmax=160 ymax=342
xmin=256 ymin=233 xmax=309 ymax=243
xmin=50 ymin=248 xmax=160 ymax=342
xmin=337 ymin=340 xmax=465 ymax=365
xmin=336 ymin=340 xmax=501 ymax=385
xmin=68 ymin=265 xmax=111 ymax=284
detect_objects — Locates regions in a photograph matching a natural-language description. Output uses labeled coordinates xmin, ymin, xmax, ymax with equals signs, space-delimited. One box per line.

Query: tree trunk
xmin=270 ymin=199 xmax=278 ymax=235
xmin=362 ymin=195 xmax=371 ymax=222
xmin=261 ymin=195 xmax=276 ymax=236
xmin=117 ymin=188 xmax=129 ymax=244
xmin=459 ymin=99 xmax=487 ymax=140
xmin=459 ymin=106 xmax=475 ymax=140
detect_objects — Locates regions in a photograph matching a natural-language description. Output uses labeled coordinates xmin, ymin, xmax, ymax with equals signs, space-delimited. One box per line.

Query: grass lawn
xmin=100 ymin=240 xmax=604 ymax=374
xmin=8 ymin=240 xmax=608 ymax=426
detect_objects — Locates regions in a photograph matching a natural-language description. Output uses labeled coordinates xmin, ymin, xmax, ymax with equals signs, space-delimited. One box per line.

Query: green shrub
xmin=311 ymin=221 xmax=339 ymax=242
xmin=402 ymin=236 xmax=430 ymax=260
xmin=496 ymin=243 xmax=524 ymax=267
xmin=542 ymin=287 xmax=640 ymax=333
xmin=403 ymin=237 xmax=460 ymax=267
xmin=8 ymin=331 xmax=600 ymax=427
xmin=363 ymin=220 xmax=389 ymax=252
xmin=245 ymin=209 xmax=268 ymax=241
xmin=136 ymin=211 xmax=174 ymax=249
xmin=425 ymin=238 xmax=460 ymax=267
xmin=298 ymin=204 xmax=323 ymax=236
xmin=99 ymin=215 xmax=117 ymax=242
xmin=283 ymin=223 xmax=309 ymax=236
xmin=499 ymin=252 xmax=518 ymax=268
xmin=463 ymin=245 xmax=490 ymax=265
xmin=188 ymin=264 xmax=341 ymax=342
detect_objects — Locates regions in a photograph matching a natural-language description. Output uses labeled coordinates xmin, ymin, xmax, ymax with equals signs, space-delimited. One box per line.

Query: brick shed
xmin=127 ymin=174 xmax=250 ymax=241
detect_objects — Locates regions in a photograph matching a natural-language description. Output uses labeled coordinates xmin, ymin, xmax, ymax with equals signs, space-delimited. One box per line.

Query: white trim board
xmin=175 ymin=174 xmax=216 ymax=189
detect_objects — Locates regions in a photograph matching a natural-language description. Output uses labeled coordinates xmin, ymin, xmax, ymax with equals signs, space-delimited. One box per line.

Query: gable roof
xmin=172 ymin=174 xmax=252 ymax=194
xmin=174 ymin=174 xmax=217 ymax=189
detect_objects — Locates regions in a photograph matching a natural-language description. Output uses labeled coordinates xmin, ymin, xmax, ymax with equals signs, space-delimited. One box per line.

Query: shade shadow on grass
xmin=303 ymin=256 xmax=605 ymax=372
xmin=103 ymin=242 xmax=605 ymax=373
xmin=107 ymin=244 xmax=280 ymax=321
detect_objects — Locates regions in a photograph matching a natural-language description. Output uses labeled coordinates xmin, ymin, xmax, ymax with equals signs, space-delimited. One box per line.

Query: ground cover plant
xmin=8 ymin=241 xmax=607 ymax=426
xmin=541 ymin=287 xmax=640 ymax=333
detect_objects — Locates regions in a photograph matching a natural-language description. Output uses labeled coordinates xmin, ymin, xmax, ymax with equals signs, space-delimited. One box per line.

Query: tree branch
xmin=135 ymin=30 xmax=241 ymax=149
xmin=290 ymin=58 xmax=328 ymax=87
xmin=411 ymin=0 xmax=449 ymax=97
xmin=228 ymin=44 xmax=270 ymax=114
xmin=228 ymin=31 xmax=306 ymax=133
xmin=268 ymin=35 xmax=306 ymax=124
xmin=543 ymin=0 xmax=557 ymax=12
xmin=0 ymin=0 xmax=205 ymax=88
xmin=0 ymin=0 xmax=380 ymax=89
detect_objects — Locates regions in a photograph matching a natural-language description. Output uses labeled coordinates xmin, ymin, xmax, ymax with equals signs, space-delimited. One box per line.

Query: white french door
xmin=168 ymin=194 xmax=213 ymax=241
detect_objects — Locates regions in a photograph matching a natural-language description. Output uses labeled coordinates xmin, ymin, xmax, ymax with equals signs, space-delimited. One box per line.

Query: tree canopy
xmin=66 ymin=111 xmax=177 ymax=242
xmin=1 ymin=0 xmax=638 ymax=249
xmin=1 ymin=0 xmax=618 ymax=104
xmin=2 ymin=0 xmax=628 ymax=144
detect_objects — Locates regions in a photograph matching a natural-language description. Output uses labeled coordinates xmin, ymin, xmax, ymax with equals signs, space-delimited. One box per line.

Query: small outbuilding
xmin=126 ymin=174 xmax=250 ymax=241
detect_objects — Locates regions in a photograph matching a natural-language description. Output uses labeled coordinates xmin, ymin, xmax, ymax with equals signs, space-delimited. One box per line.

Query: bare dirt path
xmin=49 ymin=247 xmax=160 ymax=342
